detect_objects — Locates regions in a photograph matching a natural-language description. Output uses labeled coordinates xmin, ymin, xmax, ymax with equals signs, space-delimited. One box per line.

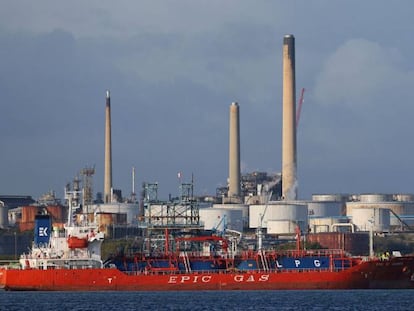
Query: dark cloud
xmin=1 ymin=1 xmax=414 ymax=201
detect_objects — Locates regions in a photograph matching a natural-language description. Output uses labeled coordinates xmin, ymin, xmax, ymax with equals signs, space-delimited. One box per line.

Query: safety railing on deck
xmin=120 ymin=265 xmax=353 ymax=276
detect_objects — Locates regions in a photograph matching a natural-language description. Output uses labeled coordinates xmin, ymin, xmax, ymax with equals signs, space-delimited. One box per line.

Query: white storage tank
xmin=309 ymin=217 xmax=349 ymax=233
xmin=249 ymin=204 xmax=267 ymax=228
xmin=359 ymin=193 xmax=392 ymax=203
xmin=312 ymin=194 xmax=349 ymax=202
xmin=249 ymin=201 xmax=308 ymax=233
xmin=212 ymin=203 xmax=249 ymax=228
xmin=267 ymin=219 xmax=303 ymax=235
xmin=350 ymin=207 xmax=390 ymax=232
xmin=391 ymin=203 xmax=414 ymax=226
xmin=308 ymin=201 xmax=342 ymax=218
xmin=346 ymin=201 xmax=414 ymax=226
xmin=199 ymin=207 xmax=243 ymax=232
xmin=394 ymin=194 xmax=414 ymax=202
xmin=92 ymin=202 xmax=139 ymax=224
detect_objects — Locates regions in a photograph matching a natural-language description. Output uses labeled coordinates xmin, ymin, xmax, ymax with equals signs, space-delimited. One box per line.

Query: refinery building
xmin=2 ymin=35 xmax=414 ymax=258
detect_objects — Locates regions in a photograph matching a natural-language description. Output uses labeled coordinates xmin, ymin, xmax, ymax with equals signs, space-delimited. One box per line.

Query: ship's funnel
xmin=282 ymin=34 xmax=297 ymax=200
xmin=228 ymin=102 xmax=241 ymax=200
xmin=34 ymin=215 xmax=52 ymax=247
xmin=104 ymin=90 xmax=112 ymax=203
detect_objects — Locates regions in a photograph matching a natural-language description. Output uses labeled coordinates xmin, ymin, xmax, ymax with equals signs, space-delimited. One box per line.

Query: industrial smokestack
xmin=282 ymin=34 xmax=297 ymax=200
xmin=228 ymin=102 xmax=241 ymax=200
xmin=104 ymin=90 xmax=112 ymax=203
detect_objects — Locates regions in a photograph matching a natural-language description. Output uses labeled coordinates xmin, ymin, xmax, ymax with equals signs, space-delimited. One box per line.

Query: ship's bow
xmin=368 ymin=256 xmax=414 ymax=289
xmin=0 ymin=268 xmax=7 ymax=289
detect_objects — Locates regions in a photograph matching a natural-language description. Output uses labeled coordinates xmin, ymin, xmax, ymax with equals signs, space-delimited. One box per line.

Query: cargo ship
xmin=1 ymin=213 xmax=414 ymax=291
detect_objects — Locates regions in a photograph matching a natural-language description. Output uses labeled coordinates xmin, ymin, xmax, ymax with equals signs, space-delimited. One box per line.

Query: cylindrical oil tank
xmin=199 ymin=208 xmax=243 ymax=232
xmin=249 ymin=201 xmax=308 ymax=232
xmin=394 ymin=194 xmax=414 ymax=202
xmin=390 ymin=202 xmax=414 ymax=226
xmin=309 ymin=216 xmax=349 ymax=233
xmin=249 ymin=204 xmax=267 ymax=228
xmin=359 ymin=193 xmax=392 ymax=203
xmin=389 ymin=203 xmax=414 ymax=226
xmin=92 ymin=203 xmax=139 ymax=224
xmin=311 ymin=194 xmax=349 ymax=202
xmin=307 ymin=201 xmax=342 ymax=217
xmin=0 ymin=203 xmax=8 ymax=228
xmin=350 ymin=207 xmax=390 ymax=232
xmin=346 ymin=201 xmax=414 ymax=226
xmin=212 ymin=204 xmax=249 ymax=228
xmin=267 ymin=220 xmax=300 ymax=234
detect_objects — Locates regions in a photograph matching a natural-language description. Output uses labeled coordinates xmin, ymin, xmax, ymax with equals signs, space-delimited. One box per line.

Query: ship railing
xmin=122 ymin=268 xmax=242 ymax=276
xmin=175 ymin=251 xmax=229 ymax=258
xmin=280 ymin=249 xmax=346 ymax=258
xmin=21 ymin=258 xmax=103 ymax=270
xmin=0 ymin=260 xmax=20 ymax=269
xmin=240 ymin=249 xmax=348 ymax=259
xmin=0 ymin=259 xmax=19 ymax=265
xmin=120 ymin=265 xmax=350 ymax=276
xmin=275 ymin=267 xmax=348 ymax=273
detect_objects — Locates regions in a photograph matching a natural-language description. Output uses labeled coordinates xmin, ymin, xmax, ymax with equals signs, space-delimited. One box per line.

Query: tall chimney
xmin=104 ymin=90 xmax=112 ymax=203
xmin=282 ymin=34 xmax=297 ymax=200
xmin=228 ymin=102 xmax=241 ymax=200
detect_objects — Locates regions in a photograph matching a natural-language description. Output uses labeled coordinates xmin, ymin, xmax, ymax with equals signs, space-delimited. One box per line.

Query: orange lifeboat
xmin=67 ymin=236 xmax=88 ymax=249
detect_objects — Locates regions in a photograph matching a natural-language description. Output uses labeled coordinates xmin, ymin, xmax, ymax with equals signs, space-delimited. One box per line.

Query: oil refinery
xmin=1 ymin=34 xmax=414 ymax=260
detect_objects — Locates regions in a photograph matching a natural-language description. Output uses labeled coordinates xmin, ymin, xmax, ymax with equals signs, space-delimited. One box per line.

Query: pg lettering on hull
xmin=276 ymin=258 xmax=325 ymax=269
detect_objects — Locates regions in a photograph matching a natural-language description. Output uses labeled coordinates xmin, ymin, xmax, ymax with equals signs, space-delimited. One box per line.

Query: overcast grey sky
xmin=1 ymin=1 xmax=414 ymax=200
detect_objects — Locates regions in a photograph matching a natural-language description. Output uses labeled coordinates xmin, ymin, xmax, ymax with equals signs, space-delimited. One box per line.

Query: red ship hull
xmin=2 ymin=256 xmax=414 ymax=291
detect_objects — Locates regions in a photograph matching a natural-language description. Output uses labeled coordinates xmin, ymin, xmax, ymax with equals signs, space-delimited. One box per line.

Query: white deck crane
xmin=257 ymin=191 xmax=273 ymax=250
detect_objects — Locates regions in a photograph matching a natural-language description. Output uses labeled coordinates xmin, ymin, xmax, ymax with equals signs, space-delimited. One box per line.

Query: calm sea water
xmin=0 ymin=290 xmax=413 ymax=311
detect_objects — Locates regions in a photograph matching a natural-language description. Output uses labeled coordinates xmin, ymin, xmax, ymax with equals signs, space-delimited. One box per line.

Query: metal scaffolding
xmin=142 ymin=182 xmax=200 ymax=229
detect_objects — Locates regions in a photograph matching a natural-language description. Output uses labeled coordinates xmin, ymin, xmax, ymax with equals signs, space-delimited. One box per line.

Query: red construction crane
xmin=296 ymin=88 xmax=305 ymax=128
